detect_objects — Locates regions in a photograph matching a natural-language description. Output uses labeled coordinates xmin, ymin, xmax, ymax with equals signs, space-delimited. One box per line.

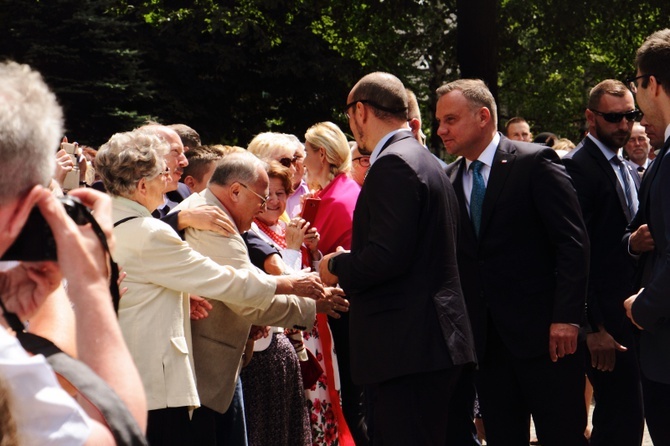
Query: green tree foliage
xmin=1 ymin=0 xmax=152 ymax=147
xmin=497 ymin=0 xmax=670 ymax=142
xmin=2 ymin=0 xmax=669 ymax=152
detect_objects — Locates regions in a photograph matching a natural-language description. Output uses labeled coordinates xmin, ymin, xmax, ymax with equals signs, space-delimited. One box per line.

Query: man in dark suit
xmin=437 ymin=79 xmax=589 ymax=446
xmin=624 ymin=28 xmax=670 ymax=444
xmin=319 ymin=72 xmax=477 ymax=445
xmin=562 ymin=79 xmax=644 ymax=446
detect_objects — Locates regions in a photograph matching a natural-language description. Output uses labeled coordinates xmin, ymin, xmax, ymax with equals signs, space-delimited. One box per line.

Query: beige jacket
xmin=176 ymin=189 xmax=315 ymax=414
xmin=112 ymin=196 xmax=277 ymax=410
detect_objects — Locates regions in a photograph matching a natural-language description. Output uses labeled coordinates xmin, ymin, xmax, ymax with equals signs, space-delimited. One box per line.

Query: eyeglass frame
xmin=344 ymin=99 xmax=407 ymax=119
xmin=237 ymin=182 xmax=268 ymax=208
xmin=588 ymin=108 xmax=641 ymax=124
xmin=352 ymin=156 xmax=371 ymax=168
xmin=625 ymin=74 xmax=655 ymax=94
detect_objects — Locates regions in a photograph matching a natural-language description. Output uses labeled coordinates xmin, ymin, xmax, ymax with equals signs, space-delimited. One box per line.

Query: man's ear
xmin=229 ymin=182 xmax=242 ymax=203
xmin=478 ymin=107 xmax=492 ymax=128
xmin=408 ymin=118 xmax=421 ymax=136
xmin=183 ymin=175 xmax=196 ymax=192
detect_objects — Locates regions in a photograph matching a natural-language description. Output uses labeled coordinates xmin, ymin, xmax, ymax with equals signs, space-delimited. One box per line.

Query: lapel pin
xmin=501 ymin=159 xmax=508 ymax=164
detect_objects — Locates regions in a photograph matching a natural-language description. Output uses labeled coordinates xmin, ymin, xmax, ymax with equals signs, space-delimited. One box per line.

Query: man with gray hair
xmin=177 ymin=151 xmax=348 ymax=445
xmin=0 ymin=61 xmax=147 ymax=444
xmin=437 ymin=78 xmax=589 ymax=445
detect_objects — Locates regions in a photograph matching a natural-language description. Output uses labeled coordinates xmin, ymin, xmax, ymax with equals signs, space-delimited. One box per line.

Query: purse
xmin=300 ymin=348 xmax=324 ymax=390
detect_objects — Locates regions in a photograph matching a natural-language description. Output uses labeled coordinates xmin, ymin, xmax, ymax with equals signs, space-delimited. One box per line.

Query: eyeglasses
xmin=352 ymin=156 xmax=371 ymax=168
xmin=238 ymin=182 xmax=268 ymax=208
xmin=278 ymin=156 xmax=298 ymax=168
xmin=588 ymin=109 xmax=641 ymax=123
xmin=151 ymin=167 xmax=171 ymax=180
xmin=625 ymin=74 xmax=653 ymax=94
xmin=344 ymin=100 xmax=407 ymax=119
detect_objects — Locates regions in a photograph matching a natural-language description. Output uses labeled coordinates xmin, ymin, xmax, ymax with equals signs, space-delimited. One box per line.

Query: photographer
xmin=0 ymin=61 xmax=146 ymax=444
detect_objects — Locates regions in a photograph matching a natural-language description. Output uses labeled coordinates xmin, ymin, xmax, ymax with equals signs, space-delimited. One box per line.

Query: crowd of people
xmin=1 ymin=27 xmax=670 ymax=446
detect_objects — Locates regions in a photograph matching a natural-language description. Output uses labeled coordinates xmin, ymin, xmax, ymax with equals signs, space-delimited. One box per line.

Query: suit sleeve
xmin=137 ymin=222 xmax=277 ymax=310
xmin=333 ymin=155 xmax=421 ymax=292
xmin=632 ymin=156 xmax=670 ymax=330
xmin=187 ymin=226 xmax=316 ymax=330
xmin=562 ymin=156 xmax=602 ymax=329
xmin=531 ymin=149 xmax=589 ymax=325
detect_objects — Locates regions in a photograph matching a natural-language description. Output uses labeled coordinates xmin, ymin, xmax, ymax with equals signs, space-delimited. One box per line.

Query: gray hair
xmin=0 ymin=61 xmax=62 ymax=204
xmin=436 ymin=79 xmax=498 ymax=128
xmin=209 ymin=151 xmax=267 ymax=187
xmin=95 ymin=130 xmax=169 ymax=197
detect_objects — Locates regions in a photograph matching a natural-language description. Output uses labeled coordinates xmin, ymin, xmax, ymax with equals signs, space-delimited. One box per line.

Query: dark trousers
xmin=446 ymin=366 xmax=480 ymax=445
xmin=147 ymin=406 xmax=193 ymax=446
xmin=328 ymin=313 xmax=370 ymax=445
xmin=641 ymin=373 xmax=670 ymax=445
xmin=586 ymin=334 xmax=644 ymax=446
xmin=191 ymin=379 xmax=248 ymax=446
xmin=369 ymin=366 xmax=464 ymax=446
xmin=477 ymin=326 xmax=588 ymax=446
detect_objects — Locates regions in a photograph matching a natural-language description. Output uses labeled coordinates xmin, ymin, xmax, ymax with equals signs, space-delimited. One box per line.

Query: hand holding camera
xmin=0 ymin=185 xmax=114 ymax=319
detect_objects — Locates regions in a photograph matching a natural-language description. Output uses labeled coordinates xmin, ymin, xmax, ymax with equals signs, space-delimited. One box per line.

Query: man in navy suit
xmin=319 ymin=72 xmax=476 ymax=445
xmin=624 ymin=28 xmax=670 ymax=444
xmin=437 ymin=79 xmax=589 ymax=446
xmin=562 ymin=79 xmax=644 ymax=446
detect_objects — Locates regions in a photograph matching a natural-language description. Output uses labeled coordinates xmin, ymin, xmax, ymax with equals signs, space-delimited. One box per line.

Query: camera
xmin=1 ymin=196 xmax=91 ymax=261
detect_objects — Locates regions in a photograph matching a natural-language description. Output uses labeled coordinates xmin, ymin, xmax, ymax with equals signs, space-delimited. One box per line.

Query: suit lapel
xmin=480 ymin=142 xmax=514 ymax=238
xmin=584 ymin=140 xmax=632 ymax=221
xmin=639 ymin=138 xmax=670 ymax=222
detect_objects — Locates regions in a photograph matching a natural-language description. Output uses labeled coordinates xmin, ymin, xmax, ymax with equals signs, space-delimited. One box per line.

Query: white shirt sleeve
xmin=0 ymin=329 xmax=92 ymax=446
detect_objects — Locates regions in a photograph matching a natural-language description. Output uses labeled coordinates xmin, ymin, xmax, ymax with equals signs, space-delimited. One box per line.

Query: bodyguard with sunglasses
xmin=562 ymin=79 xmax=644 ymax=446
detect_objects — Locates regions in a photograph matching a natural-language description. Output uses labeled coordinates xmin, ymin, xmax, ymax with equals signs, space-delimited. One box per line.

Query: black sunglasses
xmin=278 ymin=156 xmax=298 ymax=168
xmin=589 ymin=109 xmax=641 ymax=123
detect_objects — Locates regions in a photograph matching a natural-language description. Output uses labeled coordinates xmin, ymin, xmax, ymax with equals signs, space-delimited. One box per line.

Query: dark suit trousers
xmin=190 ymin=379 xmax=248 ymax=446
xmin=328 ymin=313 xmax=370 ymax=445
xmin=147 ymin=406 xmax=193 ymax=446
xmin=585 ymin=338 xmax=644 ymax=446
xmin=477 ymin=323 xmax=588 ymax=446
xmin=641 ymin=374 xmax=670 ymax=444
xmin=369 ymin=366 xmax=464 ymax=446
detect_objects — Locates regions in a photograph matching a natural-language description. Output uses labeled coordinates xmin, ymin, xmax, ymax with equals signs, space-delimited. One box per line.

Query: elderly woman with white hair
xmin=95 ymin=130 xmax=325 ymax=446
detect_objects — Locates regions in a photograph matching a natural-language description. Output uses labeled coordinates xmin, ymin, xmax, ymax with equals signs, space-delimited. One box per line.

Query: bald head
xmin=348 ymin=72 xmax=409 ymax=122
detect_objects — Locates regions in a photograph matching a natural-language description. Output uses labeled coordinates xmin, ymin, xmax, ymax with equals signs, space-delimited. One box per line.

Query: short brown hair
xmin=266 ymin=161 xmax=293 ymax=195
xmin=636 ymin=29 xmax=670 ymax=89
xmin=587 ymin=79 xmax=630 ymax=110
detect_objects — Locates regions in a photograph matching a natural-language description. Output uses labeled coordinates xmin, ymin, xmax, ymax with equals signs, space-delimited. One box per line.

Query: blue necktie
xmin=470 ymin=160 xmax=486 ymax=237
xmin=612 ymin=156 xmax=636 ymax=221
